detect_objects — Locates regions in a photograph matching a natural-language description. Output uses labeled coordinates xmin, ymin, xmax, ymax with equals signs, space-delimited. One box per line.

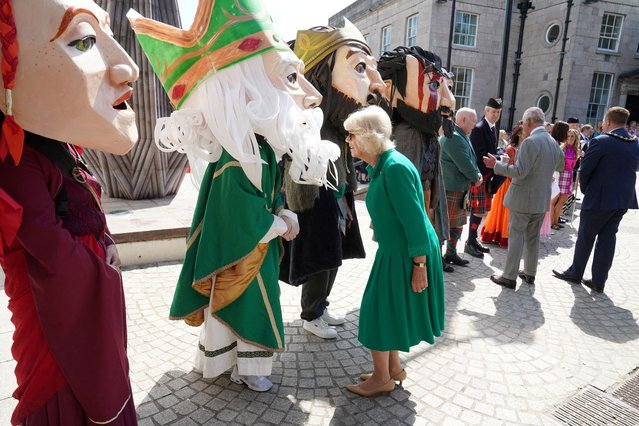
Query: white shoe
xmin=321 ymin=308 xmax=345 ymax=326
xmin=230 ymin=366 xmax=273 ymax=392
xmin=303 ymin=317 xmax=338 ymax=339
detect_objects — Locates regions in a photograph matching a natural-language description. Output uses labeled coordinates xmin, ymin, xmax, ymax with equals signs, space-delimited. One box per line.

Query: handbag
xmin=486 ymin=173 xmax=507 ymax=195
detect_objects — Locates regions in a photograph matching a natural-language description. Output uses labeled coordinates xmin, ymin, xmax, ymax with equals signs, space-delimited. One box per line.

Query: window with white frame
xmin=587 ymin=72 xmax=613 ymax=124
xmin=381 ymin=25 xmax=392 ymax=54
xmin=450 ymin=66 xmax=473 ymax=109
xmin=453 ymin=12 xmax=478 ymax=47
xmin=598 ymin=13 xmax=623 ymax=52
xmin=363 ymin=34 xmax=370 ymax=45
xmin=405 ymin=14 xmax=418 ymax=47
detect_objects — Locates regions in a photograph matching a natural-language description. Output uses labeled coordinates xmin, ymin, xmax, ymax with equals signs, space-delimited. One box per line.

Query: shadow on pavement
xmin=329 ymin=387 xmax=417 ymax=425
xmin=569 ymin=284 xmax=639 ymax=343
xmin=137 ymin=368 xmax=318 ymax=425
xmin=457 ymin=282 xmax=545 ymax=345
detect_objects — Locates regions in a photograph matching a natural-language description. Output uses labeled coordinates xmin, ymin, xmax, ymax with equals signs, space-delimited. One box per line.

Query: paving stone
xmin=173 ymin=399 xmax=198 ymax=415
xmin=152 ymin=409 xmax=178 ymax=425
xmin=136 ymin=402 xmax=159 ymax=418
xmin=3 ymin=197 xmax=639 ymax=425
xmin=188 ymin=407 xmax=215 ymax=424
xmin=261 ymin=408 xmax=286 ymax=424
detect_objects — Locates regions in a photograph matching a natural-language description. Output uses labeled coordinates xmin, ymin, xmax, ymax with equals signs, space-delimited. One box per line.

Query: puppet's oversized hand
xmin=279 ymin=209 xmax=299 ymax=241
xmin=281 ymin=215 xmax=299 ymax=241
xmin=106 ymin=244 xmax=122 ymax=268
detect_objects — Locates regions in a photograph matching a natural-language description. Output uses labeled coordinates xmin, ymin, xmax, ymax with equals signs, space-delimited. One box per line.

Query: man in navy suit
xmin=465 ymin=97 xmax=502 ymax=258
xmin=553 ymin=107 xmax=639 ymax=293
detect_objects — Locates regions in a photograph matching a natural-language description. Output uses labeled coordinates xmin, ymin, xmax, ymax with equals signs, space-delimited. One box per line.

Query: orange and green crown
xmin=127 ymin=0 xmax=288 ymax=109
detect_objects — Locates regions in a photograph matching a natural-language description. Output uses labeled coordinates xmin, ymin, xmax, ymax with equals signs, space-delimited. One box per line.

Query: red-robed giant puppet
xmin=0 ymin=0 xmax=139 ymax=424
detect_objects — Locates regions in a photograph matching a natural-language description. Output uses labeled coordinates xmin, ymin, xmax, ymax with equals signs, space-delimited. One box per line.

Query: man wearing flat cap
xmin=465 ymin=97 xmax=503 ymax=258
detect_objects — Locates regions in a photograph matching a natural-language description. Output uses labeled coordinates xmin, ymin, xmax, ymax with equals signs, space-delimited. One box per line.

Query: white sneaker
xmin=303 ymin=317 xmax=338 ymax=339
xmin=321 ymin=308 xmax=345 ymax=326
xmin=230 ymin=366 xmax=273 ymax=392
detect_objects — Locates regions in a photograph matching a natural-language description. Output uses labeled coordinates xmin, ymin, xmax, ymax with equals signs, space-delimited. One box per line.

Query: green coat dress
xmin=359 ymin=149 xmax=445 ymax=351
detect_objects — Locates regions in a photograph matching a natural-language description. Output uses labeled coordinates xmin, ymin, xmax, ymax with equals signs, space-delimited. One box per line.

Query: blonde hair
xmin=561 ymin=128 xmax=581 ymax=157
xmin=343 ymin=105 xmax=395 ymax=156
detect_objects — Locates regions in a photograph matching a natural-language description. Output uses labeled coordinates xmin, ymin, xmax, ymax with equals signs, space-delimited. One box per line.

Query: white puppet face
xmin=262 ymin=49 xmax=322 ymax=110
xmin=331 ymin=45 xmax=385 ymax=106
xmin=167 ymin=49 xmax=339 ymax=190
xmin=4 ymin=0 xmax=139 ymax=153
xmin=260 ymin=49 xmax=339 ymax=188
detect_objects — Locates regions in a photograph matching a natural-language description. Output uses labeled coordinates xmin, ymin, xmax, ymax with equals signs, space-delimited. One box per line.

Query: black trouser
xmin=568 ymin=208 xmax=627 ymax=288
xmin=300 ymin=268 xmax=338 ymax=321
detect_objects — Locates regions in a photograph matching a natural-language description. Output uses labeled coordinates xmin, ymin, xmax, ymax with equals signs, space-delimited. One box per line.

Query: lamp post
xmin=446 ymin=0 xmax=456 ymax=71
xmin=498 ymin=0 xmax=514 ymax=130
xmin=508 ymin=0 xmax=534 ymax=130
xmin=551 ymin=0 xmax=574 ymax=123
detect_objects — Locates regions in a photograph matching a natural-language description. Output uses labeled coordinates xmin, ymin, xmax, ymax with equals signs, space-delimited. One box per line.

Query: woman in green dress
xmin=344 ymin=106 xmax=445 ymax=397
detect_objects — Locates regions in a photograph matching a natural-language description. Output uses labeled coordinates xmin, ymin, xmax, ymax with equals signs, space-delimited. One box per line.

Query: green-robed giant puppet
xmin=128 ymin=0 xmax=339 ymax=392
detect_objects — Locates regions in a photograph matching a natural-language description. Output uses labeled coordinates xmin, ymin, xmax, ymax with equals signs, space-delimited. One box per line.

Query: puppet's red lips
xmin=113 ymin=90 xmax=133 ymax=110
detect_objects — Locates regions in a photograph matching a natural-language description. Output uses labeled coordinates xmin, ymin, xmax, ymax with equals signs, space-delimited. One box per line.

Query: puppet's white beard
xmin=251 ymin=94 xmax=339 ymax=190
xmin=154 ymin=89 xmax=339 ymax=191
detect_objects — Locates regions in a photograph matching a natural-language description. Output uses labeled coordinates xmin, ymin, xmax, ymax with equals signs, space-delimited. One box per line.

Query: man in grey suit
xmin=483 ymin=107 xmax=563 ymax=289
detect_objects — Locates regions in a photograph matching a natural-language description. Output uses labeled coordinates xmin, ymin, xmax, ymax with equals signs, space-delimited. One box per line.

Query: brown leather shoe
xmin=518 ymin=270 xmax=535 ymax=284
xmin=360 ymin=369 xmax=407 ymax=385
xmin=490 ymin=274 xmax=516 ymax=289
xmin=582 ymin=279 xmax=604 ymax=293
xmin=346 ymin=379 xmax=395 ymax=397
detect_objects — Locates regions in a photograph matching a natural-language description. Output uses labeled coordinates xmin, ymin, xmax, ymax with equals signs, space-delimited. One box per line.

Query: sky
xmin=178 ymin=0 xmax=355 ymax=42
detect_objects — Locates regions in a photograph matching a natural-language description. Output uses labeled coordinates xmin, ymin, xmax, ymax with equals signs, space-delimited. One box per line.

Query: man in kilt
xmin=465 ymin=98 xmax=503 ymax=258
xmin=440 ymin=108 xmax=483 ymax=271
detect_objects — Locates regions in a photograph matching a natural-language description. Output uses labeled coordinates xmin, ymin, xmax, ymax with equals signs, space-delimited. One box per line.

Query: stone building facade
xmin=330 ymin=0 xmax=639 ymax=129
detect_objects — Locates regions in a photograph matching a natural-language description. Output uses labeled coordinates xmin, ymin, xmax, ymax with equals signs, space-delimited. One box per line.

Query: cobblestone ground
xmin=2 ymin=195 xmax=639 ymax=425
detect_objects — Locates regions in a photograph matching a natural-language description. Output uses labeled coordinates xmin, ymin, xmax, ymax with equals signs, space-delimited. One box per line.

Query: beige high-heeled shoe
xmin=359 ymin=369 xmax=407 ymax=385
xmin=346 ymin=379 xmax=395 ymax=397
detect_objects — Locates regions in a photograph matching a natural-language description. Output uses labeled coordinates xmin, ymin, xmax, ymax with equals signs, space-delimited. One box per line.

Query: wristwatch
xmin=412 ymin=261 xmax=426 ymax=268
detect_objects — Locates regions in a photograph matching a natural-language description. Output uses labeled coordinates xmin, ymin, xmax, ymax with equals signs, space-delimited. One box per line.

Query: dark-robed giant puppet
xmin=280 ymin=20 xmax=387 ymax=337
xmin=0 ymin=0 xmax=139 ymax=423
xmin=377 ymin=46 xmax=456 ymax=246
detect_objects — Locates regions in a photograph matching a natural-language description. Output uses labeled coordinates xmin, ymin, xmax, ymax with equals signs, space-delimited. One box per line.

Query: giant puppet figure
xmin=377 ymin=46 xmax=456 ymax=266
xmin=279 ymin=21 xmax=386 ymax=340
xmin=128 ymin=0 xmax=339 ymax=392
xmin=0 ymin=0 xmax=139 ymax=424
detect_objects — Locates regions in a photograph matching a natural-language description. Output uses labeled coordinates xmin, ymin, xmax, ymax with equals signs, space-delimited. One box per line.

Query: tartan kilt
xmin=558 ymin=170 xmax=573 ymax=195
xmin=446 ymin=190 xmax=468 ymax=228
xmin=468 ymin=180 xmax=492 ymax=215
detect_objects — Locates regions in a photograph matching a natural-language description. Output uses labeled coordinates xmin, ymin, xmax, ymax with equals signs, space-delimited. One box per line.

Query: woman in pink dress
xmin=551 ymin=128 xmax=581 ymax=229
